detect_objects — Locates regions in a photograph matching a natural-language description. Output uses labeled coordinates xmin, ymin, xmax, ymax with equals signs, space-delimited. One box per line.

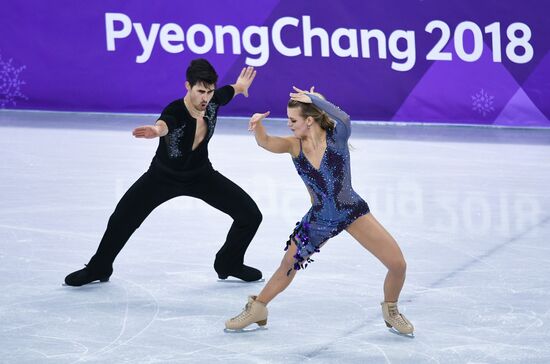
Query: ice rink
xmin=1 ymin=109 xmax=549 ymax=363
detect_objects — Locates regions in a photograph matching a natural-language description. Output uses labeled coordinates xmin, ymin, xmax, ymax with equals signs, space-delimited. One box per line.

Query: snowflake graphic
xmin=471 ymin=89 xmax=494 ymax=117
xmin=0 ymin=53 xmax=27 ymax=108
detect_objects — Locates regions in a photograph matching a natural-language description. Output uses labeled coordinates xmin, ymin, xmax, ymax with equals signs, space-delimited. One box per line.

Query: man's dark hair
xmin=186 ymin=58 xmax=218 ymax=87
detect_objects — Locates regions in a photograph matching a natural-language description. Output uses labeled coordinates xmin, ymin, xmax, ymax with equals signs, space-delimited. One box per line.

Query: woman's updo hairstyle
xmin=287 ymin=92 xmax=335 ymax=131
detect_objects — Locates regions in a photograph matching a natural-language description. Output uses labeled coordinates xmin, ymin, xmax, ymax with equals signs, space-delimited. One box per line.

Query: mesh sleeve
xmin=310 ymin=94 xmax=351 ymax=140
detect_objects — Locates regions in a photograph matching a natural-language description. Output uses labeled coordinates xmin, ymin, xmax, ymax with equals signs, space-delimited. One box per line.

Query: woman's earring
xmin=307 ymin=124 xmax=311 ymax=129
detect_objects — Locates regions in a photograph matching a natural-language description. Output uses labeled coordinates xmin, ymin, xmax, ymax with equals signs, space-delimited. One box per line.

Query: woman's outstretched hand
xmin=248 ymin=111 xmax=270 ymax=132
xmin=289 ymin=86 xmax=315 ymax=103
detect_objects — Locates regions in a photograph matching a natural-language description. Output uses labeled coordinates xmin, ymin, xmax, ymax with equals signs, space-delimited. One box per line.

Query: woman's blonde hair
xmin=287 ymin=94 xmax=335 ymax=131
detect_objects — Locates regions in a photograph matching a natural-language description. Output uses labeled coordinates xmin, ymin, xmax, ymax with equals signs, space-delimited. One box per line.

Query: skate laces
xmin=230 ymin=302 xmax=252 ymax=322
xmin=388 ymin=305 xmax=410 ymax=327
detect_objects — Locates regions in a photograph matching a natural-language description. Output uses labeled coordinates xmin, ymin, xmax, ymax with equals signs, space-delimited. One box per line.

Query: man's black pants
xmin=87 ymin=163 xmax=262 ymax=275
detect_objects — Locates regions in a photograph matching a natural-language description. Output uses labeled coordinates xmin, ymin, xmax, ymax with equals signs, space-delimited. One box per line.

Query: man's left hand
xmin=233 ymin=66 xmax=257 ymax=97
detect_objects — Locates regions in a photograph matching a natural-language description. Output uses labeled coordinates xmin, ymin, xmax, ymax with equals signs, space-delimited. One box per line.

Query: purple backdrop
xmin=1 ymin=0 xmax=549 ymax=126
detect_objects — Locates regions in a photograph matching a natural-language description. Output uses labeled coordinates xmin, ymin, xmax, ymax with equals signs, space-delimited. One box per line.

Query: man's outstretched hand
xmin=132 ymin=125 xmax=160 ymax=139
xmin=233 ymin=66 xmax=257 ymax=97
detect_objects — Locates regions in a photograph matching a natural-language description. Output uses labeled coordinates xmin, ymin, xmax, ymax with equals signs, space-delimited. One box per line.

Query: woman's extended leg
xmin=346 ymin=213 xmax=413 ymax=334
xmin=225 ymin=241 xmax=299 ymax=330
xmin=345 ymin=213 xmax=406 ymax=302
xmin=256 ymin=240 xmax=298 ymax=304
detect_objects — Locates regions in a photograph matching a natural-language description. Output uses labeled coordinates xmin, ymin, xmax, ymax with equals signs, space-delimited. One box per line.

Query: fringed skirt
xmin=284 ymin=202 xmax=370 ymax=275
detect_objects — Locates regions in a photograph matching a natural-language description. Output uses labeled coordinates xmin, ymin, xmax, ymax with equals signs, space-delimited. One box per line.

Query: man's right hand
xmin=132 ymin=120 xmax=168 ymax=138
xmin=132 ymin=125 xmax=160 ymax=139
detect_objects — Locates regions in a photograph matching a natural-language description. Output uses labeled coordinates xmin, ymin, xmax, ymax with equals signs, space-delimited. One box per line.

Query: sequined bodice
xmin=291 ymin=95 xmax=364 ymax=223
xmin=293 ymin=128 xmax=362 ymax=221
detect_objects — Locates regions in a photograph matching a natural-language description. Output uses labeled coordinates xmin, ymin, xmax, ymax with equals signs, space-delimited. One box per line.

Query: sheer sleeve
xmin=309 ymin=94 xmax=351 ymax=140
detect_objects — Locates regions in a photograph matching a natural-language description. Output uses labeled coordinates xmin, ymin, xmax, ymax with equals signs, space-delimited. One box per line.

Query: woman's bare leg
xmin=346 ymin=213 xmax=407 ymax=302
xmin=256 ymin=241 xmax=298 ymax=304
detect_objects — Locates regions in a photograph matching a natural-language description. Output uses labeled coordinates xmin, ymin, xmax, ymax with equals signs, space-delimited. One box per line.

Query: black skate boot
xmin=64 ymin=265 xmax=113 ymax=286
xmin=216 ymin=264 xmax=263 ymax=282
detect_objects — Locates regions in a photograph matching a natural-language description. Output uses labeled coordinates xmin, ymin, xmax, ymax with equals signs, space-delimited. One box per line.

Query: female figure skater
xmin=225 ymin=87 xmax=414 ymax=335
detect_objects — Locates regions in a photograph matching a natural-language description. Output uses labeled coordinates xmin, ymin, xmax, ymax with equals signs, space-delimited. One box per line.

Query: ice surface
xmin=1 ymin=109 xmax=549 ymax=363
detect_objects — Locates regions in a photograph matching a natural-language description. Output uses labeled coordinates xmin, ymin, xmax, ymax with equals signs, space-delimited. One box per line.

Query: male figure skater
xmin=65 ymin=59 xmax=263 ymax=286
